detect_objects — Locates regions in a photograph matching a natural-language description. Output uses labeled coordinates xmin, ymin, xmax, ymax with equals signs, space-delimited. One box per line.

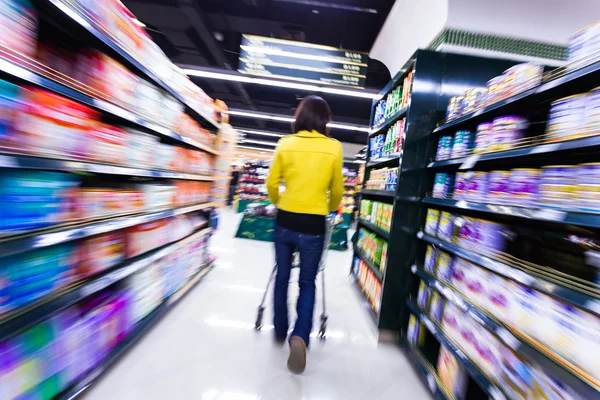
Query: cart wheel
xmin=318 ymin=314 xmax=328 ymax=340
xmin=255 ymin=307 xmax=264 ymax=331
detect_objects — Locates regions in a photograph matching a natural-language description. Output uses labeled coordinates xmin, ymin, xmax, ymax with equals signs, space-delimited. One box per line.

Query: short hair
xmin=292 ymin=95 xmax=332 ymax=136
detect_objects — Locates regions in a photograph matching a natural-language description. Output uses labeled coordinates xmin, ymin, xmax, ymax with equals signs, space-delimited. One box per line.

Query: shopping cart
xmin=254 ymin=216 xmax=335 ymax=339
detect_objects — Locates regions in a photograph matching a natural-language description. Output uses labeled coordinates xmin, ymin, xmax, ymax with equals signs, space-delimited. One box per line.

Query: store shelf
xmin=353 ymin=243 xmax=383 ymax=281
xmin=428 ymin=134 xmax=600 ymax=169
xmin=362 ymin=189 xmax=395 ymax=198
xmin=0 ymin=152 xmax=215 ymax=180
xmin=416 ymin=231 xmax=600 ymax=318
xmin=53 ymin=260 xmax=214 ymax=400
xmin=413 ymin=267 xmax=600 ymax=398
xmin=357 ymin=218 xmax=390 ymax=240
xmin=352 ymin=278 xmax=379 ymax=324
xmin=402 ymin=342 xmax=451 ymax=400
xmin=0 ymin=56 xmax=220 ymax=155
xmin=370 ymin=106 xmax=408 ymax=137
xmin=407 ymin=300 xmax=508 ymax=400
xmin=0 ymin=227 xmax=210 ymax=343
xmin=0 ymin=202 xmax=215 ymax=259
xmin=43 ymin=0 xmax=220 ymax=130
xmin=433 ymin=59 xmax=600 ymax=134
xmin=423 ymin=197 xmax=600 ymax=228
xmin=366 ymin=154 xmax=401 ymax=168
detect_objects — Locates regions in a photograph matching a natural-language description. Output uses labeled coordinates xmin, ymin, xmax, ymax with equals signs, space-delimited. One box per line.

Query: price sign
xmin=459 ymin=155 xmax=479 ymax=170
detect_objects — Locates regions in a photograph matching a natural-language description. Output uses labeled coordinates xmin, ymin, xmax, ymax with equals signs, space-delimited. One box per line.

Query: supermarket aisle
xmin=85 ymin=209 xmax=430 ymax=400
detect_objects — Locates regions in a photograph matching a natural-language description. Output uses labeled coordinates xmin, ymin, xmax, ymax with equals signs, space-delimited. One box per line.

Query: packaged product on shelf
xmin=373 ymin=99 xmax=387 ymax=127
xmin=407 ymin=314 xmax=422 ymax=345
xmin=436 ymin=251 xmax=454 ymax=283
xmin=0 ymin=243 xmax=77 ymax=316
xmin=432 ymin=173 xmax=452 ymax=198
xmin=488 ymin=170 xmax=510 ymax=203
xmin=78 ymin=231 xmax=125 ymax=278
xmin=465 ymin=171 xmax=488 ymax=202
xmin=437 ymin=212 xmax=454 ymax=241
xmin=429 ymin=291 xmax=444 ymax=322
xmin=424 ymin=209 xmax=440 ymax=235
xmin=402 ymin=71 xmax=413 ymax=107
xmin=437 ymin=345 xmax=468 ymax=398
xmin=462 ymin=88 xmax=487 ymax=114
xmin=424 ymin=245 xmax=436 ymax=273
xmin=446 ymin=96 xmax=464 ymax=121
xmin=490 ymin=115 xmax=528 ymax=151
xmin=416 ymin=280 xmax=429 ymax=309
xmin=435 ymin=135 xmax=453 ymax=160
xmin=17 ymin=87 xmax=99 ymax=159
xmin=0 ymin=0 xmax=38 ymax=58
xmin=503 ymin=63 xmax=543 ymax=95
xmin=507 ymin=168 xmax=540 ymax=206
xmin=0 ymin=170 xmax=79 ymax=232
xmin=0 ymin=79 xmax=21 ymax=148
xmin=453 ymin=172 xmax=466 ymax=200
xmin=85 ymin=123 xmax=127 ymax=165
xmin=473 ymin=122 xmax=493 ymax=154
xmin=567 ymin=22 xmax=600 ymax=67
xmin=450 ymin=130 xmax=473 ymax=158
xmin=380 ymin=242 xmax=388 ymax=272
xmin=546 ymin=94 xmax=588 ymax=142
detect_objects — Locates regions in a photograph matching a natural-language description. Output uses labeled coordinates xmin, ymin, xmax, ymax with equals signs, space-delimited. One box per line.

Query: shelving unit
xmin=352 ymin=50 xmax=517 ymax=330
xmin=0 ymin=1 xmax=230 ymax=399
xmin=236 ymin=161 xmax=270 ymax=212
xmin=397 ymin=48 xmax=600 ymax=398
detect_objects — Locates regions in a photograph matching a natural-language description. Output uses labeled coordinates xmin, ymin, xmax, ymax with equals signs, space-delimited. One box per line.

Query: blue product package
xmin=0 ymin=78 xmax=20 ymax=143
xmin=0 ymin=171 xmax=79 ymax=197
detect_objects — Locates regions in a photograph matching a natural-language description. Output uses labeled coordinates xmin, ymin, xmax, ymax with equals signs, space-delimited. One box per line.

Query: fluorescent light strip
xmin=181 ymin=69 xmax=379 ymax=100
xmin=228 ymin=110 xmax=370 ymax=133
xmin=237 ymin=129 xmax=285 ymax=138
xmin=239 ymin=139 xmax=277 ymax=146
xmin=238 ymin=145 xmax=275 ymax=152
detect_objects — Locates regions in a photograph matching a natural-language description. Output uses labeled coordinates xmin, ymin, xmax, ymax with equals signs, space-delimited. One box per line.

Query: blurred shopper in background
xmin=266 ymin=95 xmax=344 ymax=373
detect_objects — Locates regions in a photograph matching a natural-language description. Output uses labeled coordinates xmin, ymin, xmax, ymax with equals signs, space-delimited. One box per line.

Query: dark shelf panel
xmin=0 ymin=227 xmax=210 ymax=343
xmin=357 ymin=218 xmax=390 ymax=240
xmin=417 ymin=232 xmax=600 ymax=318
xmin=0 ymin=56 xmax=219 ymax=154
xmin=370 ymin=106 xmax=408 ymax=136
xmin=414 ymin=267 xmax=600 ymax=398
xmin=428 ymin=135 xmax=600 ymax=169
xmin=53 ymin=261 xmax=213 ymax=400
xmin=361 ymin=189 xmax=396 ymax=199
xmin=0 ymin=152 xmax=215 ymax=180
xmin=407 ymin=300 xmax=509 ymax=399
xmin=353 ymin=243 xmax=383 ymax=281
xmin=433 ymin=60 xmax=600 ymax=134
xmin=423 ymin=197 xmax=600 ymax=229
xmin=366 ymin=154 xmax=401 ymax=168
xmin=0 ymin=202 xmax=214 ymax=259
xmin=43 ymin=0 xmax=220 ymax=130
xmin=402 ymin=342 xmax=451 ymax=400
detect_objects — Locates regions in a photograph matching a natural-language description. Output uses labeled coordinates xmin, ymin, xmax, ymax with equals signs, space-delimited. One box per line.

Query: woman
xmin=266 ymin=95 xmax=344 ymax=373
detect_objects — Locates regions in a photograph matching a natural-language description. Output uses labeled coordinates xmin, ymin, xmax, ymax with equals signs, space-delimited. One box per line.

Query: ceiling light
xmin=239 ymin=139 xmax=277 ymax=146
xmin=229 ymin=110 xmax=370 ymax=132
xmin=238 ymin=145 xmax=275 ymax=152
xmin=181 ymin=69 xmax=379 ymax=100
xmin=132 ymin=18 xmax=146 ymax=27
xmin=312 ymin=9 xmax=320 ymax=14
xmin=236 ymin=129 xmax=286 ymax=138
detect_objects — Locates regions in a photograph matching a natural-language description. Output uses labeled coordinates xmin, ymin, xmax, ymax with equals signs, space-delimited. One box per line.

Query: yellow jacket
xmin=266 ymin=130 xmax=344 ymax=215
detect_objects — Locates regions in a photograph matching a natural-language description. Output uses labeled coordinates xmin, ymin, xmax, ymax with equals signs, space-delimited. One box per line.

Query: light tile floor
xmin=84 ymin=209 xmax=431 ymax=400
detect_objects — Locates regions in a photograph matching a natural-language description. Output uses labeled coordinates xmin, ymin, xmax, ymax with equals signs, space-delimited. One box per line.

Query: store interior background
xmin=2 ymin=0 xmax=600 ymax=399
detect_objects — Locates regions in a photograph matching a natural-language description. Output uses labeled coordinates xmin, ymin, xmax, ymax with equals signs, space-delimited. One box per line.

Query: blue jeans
xmin=273 ymin=224 xmax=325 ymax=346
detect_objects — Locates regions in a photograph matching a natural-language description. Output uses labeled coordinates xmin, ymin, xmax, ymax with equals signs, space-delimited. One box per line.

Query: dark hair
xmin=293 ymin=95 xmax=332 ymax=135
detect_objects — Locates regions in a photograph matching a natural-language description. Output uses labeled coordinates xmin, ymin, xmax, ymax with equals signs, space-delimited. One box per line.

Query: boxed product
xmin=417 ymin=280 xmax=429 ymax=309
xmin=436 ymin=252 xmax=454 ymax=283
xmin=424 ymin=245 xmax=436 ymax=273
xmin=78 ymin=231 xmax=126 ymax=278
xmin=437 ymin=345 xmax=468 ymax=398
xmin=424 ymin=209 xmax=440 ymax=235
xmin=407 ymin=314 xmax=424 ymax=346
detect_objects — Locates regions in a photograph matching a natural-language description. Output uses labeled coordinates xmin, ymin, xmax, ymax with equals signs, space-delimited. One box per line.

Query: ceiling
xmin=122 ymin=0 xmax=395 ymax=154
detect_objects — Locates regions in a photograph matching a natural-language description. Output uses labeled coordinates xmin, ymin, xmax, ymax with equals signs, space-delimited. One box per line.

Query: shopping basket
xmin=254 ymin=215 xmax=335 ymax=339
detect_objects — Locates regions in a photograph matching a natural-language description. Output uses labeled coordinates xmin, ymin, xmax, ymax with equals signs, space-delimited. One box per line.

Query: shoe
xmin=287 ymin=336 xmax=307 ymax=374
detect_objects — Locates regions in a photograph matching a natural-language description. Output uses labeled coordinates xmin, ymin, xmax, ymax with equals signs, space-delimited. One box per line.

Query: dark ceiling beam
xmin=176 ymin=0 xmax=262 ymax=125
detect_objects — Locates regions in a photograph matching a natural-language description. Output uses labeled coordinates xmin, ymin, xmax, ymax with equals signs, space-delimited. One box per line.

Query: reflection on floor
xmin=84 ymin=208 xmax=430 ymax=400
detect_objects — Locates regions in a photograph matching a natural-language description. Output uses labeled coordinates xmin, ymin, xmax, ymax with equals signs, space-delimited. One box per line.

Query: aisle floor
xmin=85 ymin=209 xmax=431 ymax=400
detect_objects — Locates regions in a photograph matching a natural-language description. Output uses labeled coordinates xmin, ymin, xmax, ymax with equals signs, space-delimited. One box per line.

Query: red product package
xmin=16 ymin=87 xmax=98 ymax=158
xmin=78 ymin=231 xmax=125 ymax=278
xmin=126 ymin=219 xmax=168 ymax=257
xmin=85 ymin=123 xmax=127 ymax=165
